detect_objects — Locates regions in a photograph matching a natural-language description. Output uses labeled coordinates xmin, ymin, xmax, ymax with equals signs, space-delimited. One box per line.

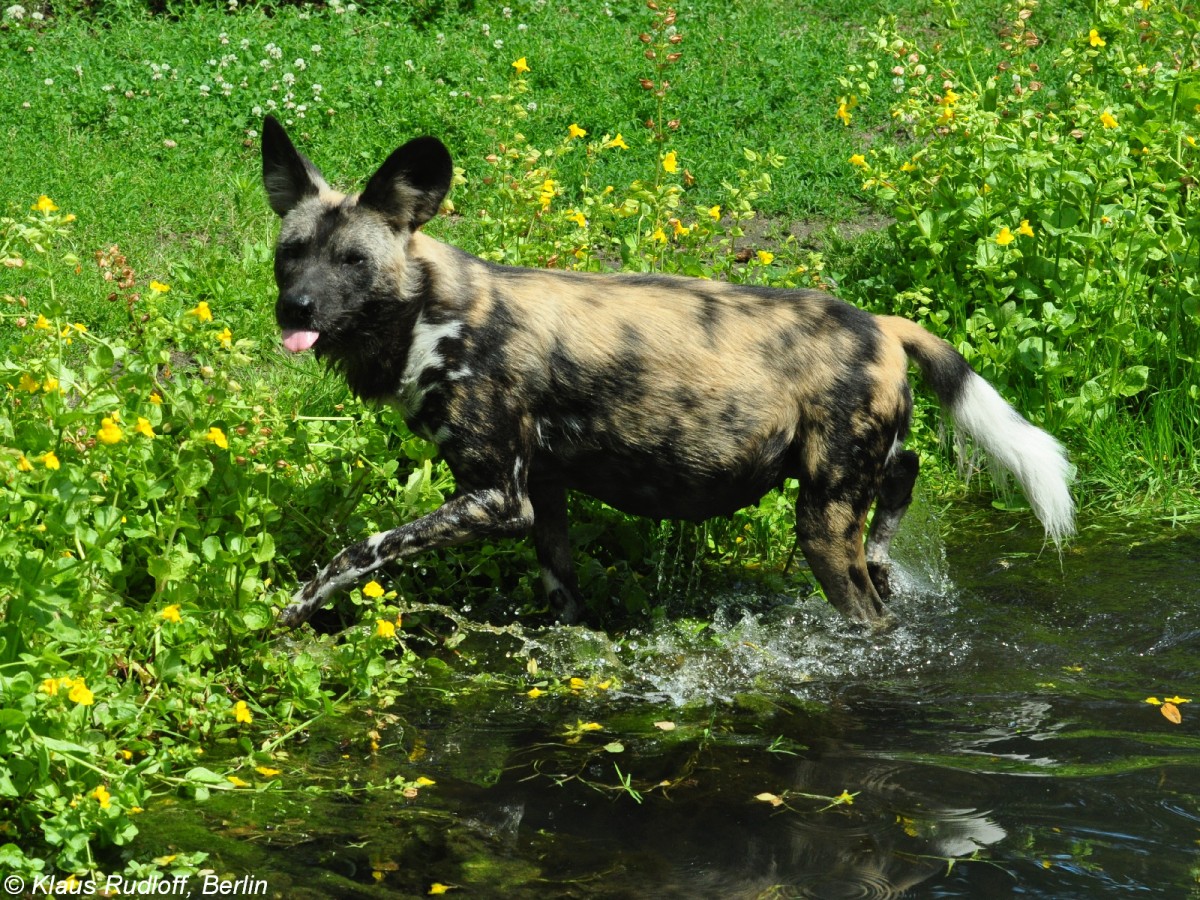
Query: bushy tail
xmin=878 ymin=316 xmax=1076 ymax=545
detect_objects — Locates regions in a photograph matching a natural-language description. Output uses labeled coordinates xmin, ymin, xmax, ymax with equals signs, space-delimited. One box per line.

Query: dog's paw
xmin=277 ymin=594 xmax=316 ymax=629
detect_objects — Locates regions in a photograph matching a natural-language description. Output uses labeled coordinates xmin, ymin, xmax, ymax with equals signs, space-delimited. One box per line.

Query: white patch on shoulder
xmin=395 ymin=315 xmax=462 ymax=414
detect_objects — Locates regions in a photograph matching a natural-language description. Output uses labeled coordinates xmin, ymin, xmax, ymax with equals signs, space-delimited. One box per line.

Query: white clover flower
xmin=252 ymin=105 xmax=263 ymax=116
xmin=494 ymin=38 xmax=504 ymax=49
xmin=311 ymin=83 xmax=323 ymax=94
xmin=311 ymin=44 xmax=322 ymax=54
xmin=436 ymin=33 xmax=445 ymax=42
xmin=374 ymin=79 xmax=382 ymax=87
xmin=518 ymin=23 xmax=528 ymax=31
xmin=240 ymin=38 xmax=251 ymax=50
xmin=502 ymin=6 xmax=512 ymax=16
xmin=404 ymin=59 xmax=415 ymax=70
xmin=282 ymin=72 xmax=295 ymax=85
xmin=4 ymin=6 xmax=27 ymax=21
xmin=481 ymin=23 xmax=490 ymax=34
xmin=43 ymin=77 xmax=53 ymax=86
xmin=527 ymin=102 xmax=537 ymax=111
xmin=199 ymin=84 xmax=211 ymax=94
xmin=294 ymin=58 xmax=306 ymax=70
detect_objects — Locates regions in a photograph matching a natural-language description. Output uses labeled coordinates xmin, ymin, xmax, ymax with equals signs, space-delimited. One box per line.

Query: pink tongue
xmin=282 ymin=329 xmax=320 ymax=353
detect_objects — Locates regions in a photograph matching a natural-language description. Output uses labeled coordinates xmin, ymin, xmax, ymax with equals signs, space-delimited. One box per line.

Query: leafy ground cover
xmin=0 ymin=0 xmax=1197 ymax=880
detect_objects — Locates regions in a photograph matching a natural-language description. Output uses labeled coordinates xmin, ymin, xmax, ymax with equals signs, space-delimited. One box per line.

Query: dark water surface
xmin=142 ymin=512 xmax=1200 ymax=898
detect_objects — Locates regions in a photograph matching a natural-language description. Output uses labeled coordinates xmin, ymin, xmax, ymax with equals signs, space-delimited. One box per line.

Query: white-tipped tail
xmin=950 ymin=375 xmax=1076 ymax=544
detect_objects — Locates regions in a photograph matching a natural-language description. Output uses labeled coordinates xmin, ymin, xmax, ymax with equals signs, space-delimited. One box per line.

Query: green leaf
xmin=174 ymin=458 xmax=214 ymax=499
xmin=1116 ymin=366 xmax=1149 ymax=397
xmin=0 ymin=709 xmax=26 ymax=731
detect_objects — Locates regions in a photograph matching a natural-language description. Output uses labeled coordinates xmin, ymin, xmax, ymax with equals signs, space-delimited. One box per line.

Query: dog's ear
xmin=359 ymin=136 xmax=453 ymax=232
xmin=261 ymin=115 xmax=330 ymax=218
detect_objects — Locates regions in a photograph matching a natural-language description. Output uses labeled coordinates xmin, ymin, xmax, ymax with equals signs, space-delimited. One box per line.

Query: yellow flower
xmin=511 ymin=57 xmax=530 ymax=74
xmin=363 ymin=580 xmax=385 ymax=599
xmin=538 ymin=178 xmax=556 ymax=210
xmin=149 ymin=391 xmax=163 ymax=405
xmin=833 ymin=790 xmax=856 ymax=805
xmin=579 ymin=722 xmax=602 ymax=732
xmin=604 ymin=133 xmax=629 ymax=151
xmin=1099 ymin=110 xmax=1118 ymax=129
xmin=189 ymin=301 xmax=213 ymax=323
xmin=18 ymin=373 xmax=40 ymax=393
xmin=149 ymin=280 xmax=170 ymax=293
xmin=936 ymin=107 xmax=954 ymax=125
xmin=32 ymin=195 xmax=59 ymax=213
xmin=159 ymin=604 xmax=181 ymax=623
xmin=1145 ymin=696 xmax=1162 ymax=705
xmin=154 ymin=854 xmax=178 ymax=866
xmin=69 ymin=679 xmax=94 ymax=706
xmin=41 ymin=677 xmax=61 ymax=695
xmin=940 ymin=89 xmax=959 ymax=106
xmin=996 ymin=226 xmax=1016 ymax=246
xmin=757 ymin=250 xmax=775 ymax=265
xmin=567 ymin=123 xmax=587 ymax=139
xmin=135 ymin=417 xmax=156 ymax=438
xmin=1089 ymin=29 xmax=1106 ymax=48
xmin=671 ymin=219 xmax=690 ymax=237
xmin=255 ymin=766 xmax=282 ymax=777
xmin=567 ymin=210 xmax=587 ymax=227
xmin=1017 ymin=219 xmax=1035 ymax=237
xmin=375 ymin=619 xmax=397 ymax=639
xmin=43 ymin=376 xmax=58 ymax=392
xmin=18 ymin=455 xmax=33 ymax=473
xmin=526 ymin=687 xmax=545 ymax=699
xmin=849 ymin=153 xmax=868 ymax=168
xmin=119 ymin=749 xmax=132 ymax=760
xmin=97 ymin=417 xmax=123 ymax=445
xmin=652 ymin=227 xmax=667 ymax=244
xmin=1166 ymin=695 xmax=1192 ymax=704
xmin=1187 ymin=136 xmax=1197 ymax=148
xmin=216 ymin=327 xmax=232 ymax=348
xmin=206 ymin=426 xmax=229 ymax=449
xmin=92 ymin=785 xmax=112 ymax=808
xmin=836 ymin=102 xmax=852 ymax=126
xmin=227 ymin=775 xmax=250 ymax=787
xmin=662 ymin=151 xmax=678 ymax=173
xmin=42 ymin=451 xmax=61 ymax=470
xmin=34 ymin=314 xmax=51 ymax=330
xmin=233 ymin=700 xmax=253 ymax=723
xmin=569 ymin=677 xmax=587 ymax=691
xmin=428 ymin=885 xmax=452 ymax=896
xmin=900 ymin=160 xmax=917 ymax=172
xmin=707 ymin=205 xmax=721 ymax=220
xmin=415 ymin=776 xmax=436 ymax=786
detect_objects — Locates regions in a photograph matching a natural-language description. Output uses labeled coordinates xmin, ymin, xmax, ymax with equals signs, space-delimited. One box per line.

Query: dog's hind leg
xmin=279 ymin=485 xmax=534 ymax=628
xmin=865 ymin=448 xmax=919 ymax=601
xmin=795 ymin=488 xmax=895 ymax=628
xmin=529 ymin=479 xmax=585 ymax=624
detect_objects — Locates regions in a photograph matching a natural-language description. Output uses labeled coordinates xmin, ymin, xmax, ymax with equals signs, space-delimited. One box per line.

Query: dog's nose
xmin=278 ymin=292 xmax=315 ymax=325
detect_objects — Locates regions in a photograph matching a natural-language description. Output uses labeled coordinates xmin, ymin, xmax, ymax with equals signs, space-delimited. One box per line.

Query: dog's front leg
xmin=279 ymin=487 xmax=534 ymax=628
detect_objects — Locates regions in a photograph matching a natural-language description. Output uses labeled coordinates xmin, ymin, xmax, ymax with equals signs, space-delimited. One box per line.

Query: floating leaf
xmin=755 ymin=792 xmax=784 ymax=807
xmin=653 ymin=721 xmax=676 ymax=731
xmin=1161 ymin=702 xmax=1182 ymax=724
xmin=603 ymin=742 xmax=625 ymax=754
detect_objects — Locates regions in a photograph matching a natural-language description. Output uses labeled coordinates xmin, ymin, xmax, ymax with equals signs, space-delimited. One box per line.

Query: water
xmin=136 ymin=510 xmax=1200 ymax=897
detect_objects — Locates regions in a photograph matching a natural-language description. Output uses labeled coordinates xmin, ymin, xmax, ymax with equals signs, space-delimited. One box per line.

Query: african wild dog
xmin=261 ymin=115 xmax=1075 ymax=630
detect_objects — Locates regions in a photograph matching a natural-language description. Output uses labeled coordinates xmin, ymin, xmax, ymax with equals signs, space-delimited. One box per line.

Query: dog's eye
xmin=341 ymin=250 xmax=367 ymax=267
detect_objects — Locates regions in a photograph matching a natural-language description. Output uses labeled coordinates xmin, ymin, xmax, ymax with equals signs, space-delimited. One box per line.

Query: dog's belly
xmin=547 ymin=449 xmax=792 ymax=521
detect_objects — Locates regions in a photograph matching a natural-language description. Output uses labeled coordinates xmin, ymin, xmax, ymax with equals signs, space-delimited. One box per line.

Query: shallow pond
xmin=139 ymin=507 xmax=1200 ymax=898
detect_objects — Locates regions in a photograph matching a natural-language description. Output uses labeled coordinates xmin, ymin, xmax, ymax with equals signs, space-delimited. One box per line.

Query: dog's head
xmin=260 ymin=115 xmax=453 ymax=356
